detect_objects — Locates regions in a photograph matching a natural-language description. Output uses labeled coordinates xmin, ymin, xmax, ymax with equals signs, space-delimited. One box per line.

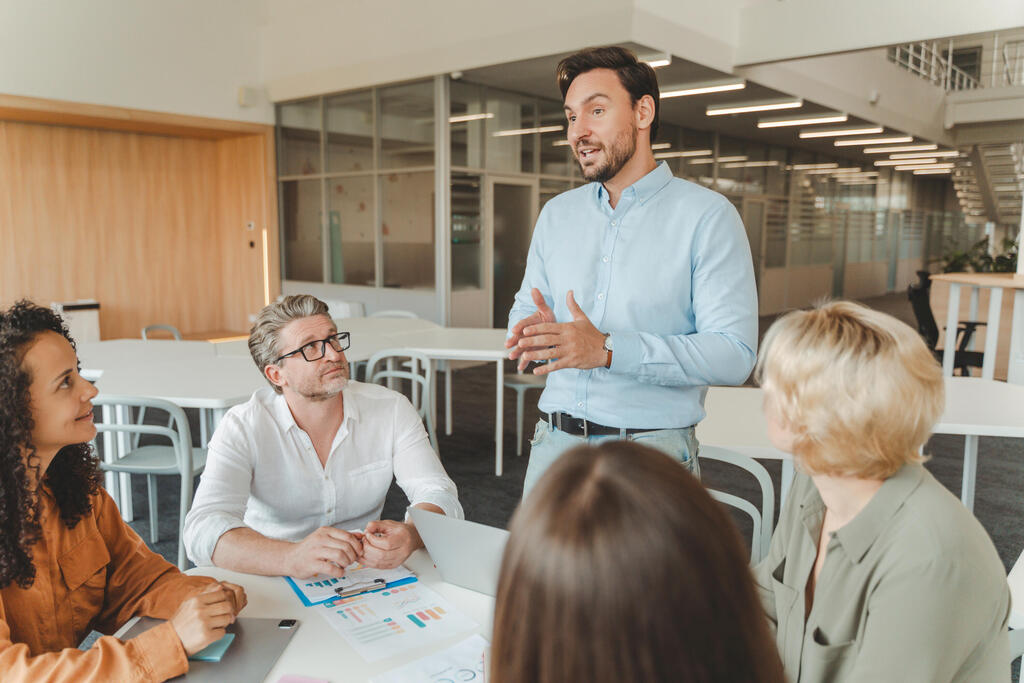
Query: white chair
xmin=93 ymin=395 xmax=206 ymax=569
xmin=140 ymin=324 xmax=182 ymax=340
xmin=366 ymin=311 xmax=443 ymax=415
xmin=699 ymin=445 xmax=776 ymax=565
xmin=367 ymin=349 xmax=439 ymax=454
xmin=505 ymin=372 xmax=545 ymax=456
xmin=322 ymin=299 xmax=365 ymax=319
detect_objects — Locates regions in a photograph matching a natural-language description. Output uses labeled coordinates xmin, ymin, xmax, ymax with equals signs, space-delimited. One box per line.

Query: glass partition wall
xmin=276 ymin=74 xmax=964 ymax=322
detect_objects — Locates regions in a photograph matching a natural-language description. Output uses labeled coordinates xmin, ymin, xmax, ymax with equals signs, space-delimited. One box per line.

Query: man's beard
xmin=297 ymin=363 xmax=349 ymax=401
xmin=577 ymin=124 xmax=638 ymax=183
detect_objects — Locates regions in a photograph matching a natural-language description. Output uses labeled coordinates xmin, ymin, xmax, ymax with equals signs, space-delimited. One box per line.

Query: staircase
xmin=953 ymin=143 xmax=1024 ymax=227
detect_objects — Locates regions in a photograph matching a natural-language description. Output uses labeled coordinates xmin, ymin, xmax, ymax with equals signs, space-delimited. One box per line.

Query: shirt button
xmin=577 ymin=402 xmax=584 ymax=408
xmin=610 ymin=220 xmax=617 ymax=227
xmin=602 ymin=256 xmax=609 ymax=263
xmin=597 ymin=293 xmax=605 ymax=300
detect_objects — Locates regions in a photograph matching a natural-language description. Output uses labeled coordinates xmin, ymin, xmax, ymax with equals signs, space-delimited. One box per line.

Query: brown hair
xmin=490 ymin=441 xmax=784 ymax=683
xmin=556 ymin=46 xmax=661 ymax=141
xmin=755 ymin=300 xmax=944 ymax=479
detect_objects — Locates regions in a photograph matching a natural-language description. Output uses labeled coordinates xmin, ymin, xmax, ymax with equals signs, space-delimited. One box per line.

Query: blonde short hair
xmin=755 ymin=300 xmax=944 ymax=479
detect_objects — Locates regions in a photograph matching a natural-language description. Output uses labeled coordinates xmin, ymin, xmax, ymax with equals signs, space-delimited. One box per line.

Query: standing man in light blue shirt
xmin=506 ymin=46 xmax=758 ymax=495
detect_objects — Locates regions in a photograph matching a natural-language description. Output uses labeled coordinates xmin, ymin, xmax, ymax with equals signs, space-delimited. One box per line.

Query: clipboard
xmin=284 ymin=568 xmax=418 ymax=607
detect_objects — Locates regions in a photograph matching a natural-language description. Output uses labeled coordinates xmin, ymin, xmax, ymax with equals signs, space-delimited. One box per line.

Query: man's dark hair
xmin=556 ymin=46 xmax=661 ymax=141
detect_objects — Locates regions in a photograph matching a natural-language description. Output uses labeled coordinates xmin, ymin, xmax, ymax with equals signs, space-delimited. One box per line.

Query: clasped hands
xmin=506 ymin=288 xmax=608 ymax=374
xmin=286 ymin=519 xmax=419 ymax=580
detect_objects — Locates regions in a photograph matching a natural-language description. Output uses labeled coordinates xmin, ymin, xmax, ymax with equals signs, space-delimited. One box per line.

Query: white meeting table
xmin=698 ymin=377 xmax=1024 ymax=511
xmin=114 ymin=550 xmax=494 ymax=682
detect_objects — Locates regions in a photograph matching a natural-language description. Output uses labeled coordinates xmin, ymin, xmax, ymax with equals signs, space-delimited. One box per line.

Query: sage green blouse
xmin=753 ymin=463 xmax=1010 ymax=682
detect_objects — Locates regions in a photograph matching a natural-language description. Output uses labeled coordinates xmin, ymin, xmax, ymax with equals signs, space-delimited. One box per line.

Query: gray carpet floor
xmin=121 ymin=292 xmax=1023 ymax=677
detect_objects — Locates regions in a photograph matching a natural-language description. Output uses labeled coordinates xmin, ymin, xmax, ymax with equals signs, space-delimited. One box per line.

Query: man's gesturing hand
xmin=513 ymin=290 xmax=607 ymax=374
xmin=359 ymin=520 xmax=421 ymax=569
xmin=506 ymin=288 xmax=557 ymax=361
xmin=285 ymin=527 xmax=364 ymax=579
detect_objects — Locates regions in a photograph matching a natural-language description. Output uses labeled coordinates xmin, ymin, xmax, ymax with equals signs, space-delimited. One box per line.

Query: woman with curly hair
xmin=0 ymin=300 xmax=247 ymax=681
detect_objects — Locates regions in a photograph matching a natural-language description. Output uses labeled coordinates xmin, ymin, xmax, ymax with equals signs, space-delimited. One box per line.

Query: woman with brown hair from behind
xmin=490 ymin=440 xmax=784 ymax=683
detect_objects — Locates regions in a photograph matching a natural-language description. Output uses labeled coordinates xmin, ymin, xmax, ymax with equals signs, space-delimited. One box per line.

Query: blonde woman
xmin=754 ymin=300 xmax=1009 ymax=682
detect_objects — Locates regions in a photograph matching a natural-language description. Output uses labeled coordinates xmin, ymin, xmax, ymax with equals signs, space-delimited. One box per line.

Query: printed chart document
xmin=318 ymin=583 xmax=478 ymax=662
xmin=371 ymin=633 xmax=488 ymax=683
xmin=285 ymin=563 xmax=416 ymax=606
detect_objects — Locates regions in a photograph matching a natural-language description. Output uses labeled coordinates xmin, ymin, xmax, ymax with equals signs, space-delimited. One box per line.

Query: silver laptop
xmin=121 ymin=616 xmax=298 ymax=682
xmin=410 ymin=508 xmax=509 ymax=597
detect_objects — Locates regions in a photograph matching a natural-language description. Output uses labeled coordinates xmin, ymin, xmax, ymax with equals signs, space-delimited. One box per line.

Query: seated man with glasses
xmin=183 ymin=295 xmax=463 ymax=579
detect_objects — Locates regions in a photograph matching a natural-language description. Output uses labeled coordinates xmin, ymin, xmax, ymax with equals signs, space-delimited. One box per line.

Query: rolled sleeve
xmin=391 ymin=394 xmax=464 ymax=521
xmin=183 ymin=413 xmax=254 ymax=566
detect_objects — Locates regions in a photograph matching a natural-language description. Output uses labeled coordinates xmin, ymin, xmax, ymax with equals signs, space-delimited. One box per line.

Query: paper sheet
xmin=285 ymin=563 xmax=416 ymax=606
xmin=371 ymin=633 xmax=488 ymax=683
xmin=317 ymin=583 xmax=478 ymax=662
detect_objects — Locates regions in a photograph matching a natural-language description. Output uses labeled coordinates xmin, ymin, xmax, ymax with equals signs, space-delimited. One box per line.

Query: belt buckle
xmin=580 ymin=417 xmax=588 ymax=438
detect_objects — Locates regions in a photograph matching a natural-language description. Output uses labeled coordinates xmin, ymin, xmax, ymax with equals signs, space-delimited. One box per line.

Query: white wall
xmin=0 ymin=0 xmax=273 ymax=123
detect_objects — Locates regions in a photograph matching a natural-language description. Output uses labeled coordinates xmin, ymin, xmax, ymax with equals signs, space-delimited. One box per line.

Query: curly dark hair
xmin=0 ymin=301 xmax=103 ymax=589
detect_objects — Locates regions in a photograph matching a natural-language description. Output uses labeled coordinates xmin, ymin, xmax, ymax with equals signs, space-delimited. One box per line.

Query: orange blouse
xmin=0 ymin=485 xmax=216 ymax=681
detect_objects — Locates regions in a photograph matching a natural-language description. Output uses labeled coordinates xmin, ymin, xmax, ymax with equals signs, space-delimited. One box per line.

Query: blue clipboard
xmin=284 ymin=575 xmax=418 ymax=607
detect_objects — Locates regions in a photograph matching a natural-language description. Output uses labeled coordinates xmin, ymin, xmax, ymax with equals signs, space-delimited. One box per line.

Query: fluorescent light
xmin=888 ymin=150 xmax=960 ymax=159
xmin=995 ymin=185 xmax=1022 ymax=192
xmin=552 ymin=139 xmax=570 ymax=147
xmin=706 ymin=98 xmax=802 ymax=116
xmin=654 ymin=149 xmax=713 ymax=159
xmin=661 ymin=79 xmax=746 ymax=98
xmin=721 ymin=160 xmax=780 ymax=168
xmin=914 ymin=168 xmax=953 ymax=175
xmin=835 ymin=136 xmax=913 ymax=147
xmin=837 ymin=179 xmax=883 ymax=185
xmin=493 ymin=125 xmax=563 ymax=137
xmin=758 ymin=112 xmax=847 ymax=128
xmin=645 ymin=58 xmax=671 ymax=68
xmin=863 ymin=143 xmax=938 ymax=154
xmin=449 ymin=112 xmax=494 ymax=123
xmin=787 ymin=163 xmax=839 ymax=170
xmin=875 ymin=158 xmax=936 ymax=166
xmin=688 ymin=155 xmax=748 ymax=164
xmin=894 ymin=163 xmax=955 ymax=171
xmin=799 ymin=125 xmax=884 ymax=139
xmin=804 ymin=167 xmax=862 ymax=175
xmin=640 ymin=52 xmax=672 ymax=69
xmin=651 ymin=142 xmax=672 ymax=150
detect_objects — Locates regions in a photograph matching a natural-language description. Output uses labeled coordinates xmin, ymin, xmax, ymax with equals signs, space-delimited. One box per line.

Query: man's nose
xmin=324 ymin=343 xmax=345 ymax=362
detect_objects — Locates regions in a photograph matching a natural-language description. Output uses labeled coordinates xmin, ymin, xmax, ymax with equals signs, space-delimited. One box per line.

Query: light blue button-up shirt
xmin=507 ymin=162 xmax=758 ymax=429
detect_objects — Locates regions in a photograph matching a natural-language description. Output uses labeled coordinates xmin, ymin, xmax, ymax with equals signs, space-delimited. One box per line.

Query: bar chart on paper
xmin=318 ymin=584 xmax=477 ymax=662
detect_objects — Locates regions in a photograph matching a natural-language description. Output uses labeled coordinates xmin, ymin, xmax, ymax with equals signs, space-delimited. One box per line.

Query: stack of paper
xmin=371 ymin=634 xmax=489 ymax=682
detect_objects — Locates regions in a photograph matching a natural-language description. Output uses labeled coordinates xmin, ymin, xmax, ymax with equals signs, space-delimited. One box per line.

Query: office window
xmin=380 ymin=81 xmax=435 ymax=169
xmin=281 ymin=179 xmax=323 ymax=282
xmin=326 ymin=175 xmax=375 ymax=285
xmin=278 ymin=99 xmax=321 ymax=176
xmin=451 ymin=82 xmax=486 ymax=168
xmin=325 ymin=90 xmax=373 ymax=173
xmin=451 ymin=172 xmax=483 ymax=289
xmin=381 ymin=171 xmax=435 ymax=289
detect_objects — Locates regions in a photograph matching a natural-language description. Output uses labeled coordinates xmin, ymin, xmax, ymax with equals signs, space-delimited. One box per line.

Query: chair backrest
xmin=91 ymin=395 xmax=193 ymax=472
xmin=370 ymin=310 xmax=418 ymax=319
xmin=141 ymin=324 xmax=182 ymax=341
xmin=366 ymin=349 xmax=433 ymax=419
xmin=698 ymin=445 xmax=775 ymax=565
xmin=322 ymin=299 xmax=366 ymax=319
xmin=907 ymin=282 xmax=939 ymax=350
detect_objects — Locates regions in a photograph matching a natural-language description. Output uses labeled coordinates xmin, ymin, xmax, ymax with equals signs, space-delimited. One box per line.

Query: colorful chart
xmin=318 ymin=584 xmax=477 ymax=662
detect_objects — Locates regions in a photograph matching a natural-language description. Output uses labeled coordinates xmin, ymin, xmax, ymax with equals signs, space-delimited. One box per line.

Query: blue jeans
xmin=522 ymin=419 xmax=700 ymax=498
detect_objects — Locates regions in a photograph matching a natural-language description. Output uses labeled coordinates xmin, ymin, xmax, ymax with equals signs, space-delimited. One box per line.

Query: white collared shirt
xmin=183 ymin=382 xmax=463 ymax=566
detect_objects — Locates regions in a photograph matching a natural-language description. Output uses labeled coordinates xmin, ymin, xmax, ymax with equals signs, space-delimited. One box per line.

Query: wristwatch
xmin=602 ymin=333 xmax=613 ymax=369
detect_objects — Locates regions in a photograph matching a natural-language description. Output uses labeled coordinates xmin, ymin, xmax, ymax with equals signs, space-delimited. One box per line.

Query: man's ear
xmin=264 ymin=363 xmax=287 ymax=390
xmin=635 ymin=94 xmax=656 ymax=131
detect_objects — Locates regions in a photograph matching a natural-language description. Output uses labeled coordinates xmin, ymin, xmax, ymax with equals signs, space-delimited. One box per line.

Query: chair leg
xmin=445 ymin=365 xmax=453 ymax=436
xmin=147 ymin=474 xmax=159 ymax=544
xmin=177 ymin=473 xmax=193 ymax=571
xmin=516 ymin=388 xmax=526 ymax=456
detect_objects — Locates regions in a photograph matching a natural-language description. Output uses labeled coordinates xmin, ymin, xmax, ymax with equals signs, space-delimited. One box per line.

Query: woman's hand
xmin=169 ymin=583 xmax=236 ymax=655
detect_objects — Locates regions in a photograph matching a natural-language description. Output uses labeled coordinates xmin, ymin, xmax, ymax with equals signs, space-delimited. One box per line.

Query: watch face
xmin=603 ymin=335 xmax=613 ymax=351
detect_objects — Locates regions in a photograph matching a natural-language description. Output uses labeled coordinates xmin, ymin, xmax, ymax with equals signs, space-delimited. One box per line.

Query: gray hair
xmin=248 ymin=295 xmax=330 ymax=393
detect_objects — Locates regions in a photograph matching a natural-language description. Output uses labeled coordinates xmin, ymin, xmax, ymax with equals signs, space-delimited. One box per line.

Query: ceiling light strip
xmin=799 ymin=126 xmax=884 ymax=139
xmin=706 ymin=98 xmax=802 ymax=116
xmin=835 ymin=136 xmax=914 ymax=147
xmin=493 ymin=125 xmax=563 ymax=137
xmin=758 ymin=112 xmax=847 ymax=128
xmin=661 ymin=79 xmax=746 ymax=98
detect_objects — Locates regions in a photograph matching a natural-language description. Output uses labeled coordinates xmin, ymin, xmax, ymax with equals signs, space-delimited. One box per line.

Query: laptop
xmin=120 ymin=616 xmax=298 ymax=682
xmin=410 ymin=508 xmax=510 ymax=597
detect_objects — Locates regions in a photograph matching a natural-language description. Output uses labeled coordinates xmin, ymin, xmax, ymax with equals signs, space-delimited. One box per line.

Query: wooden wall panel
xmin=0 ymin=114 xmax=278 ymax=339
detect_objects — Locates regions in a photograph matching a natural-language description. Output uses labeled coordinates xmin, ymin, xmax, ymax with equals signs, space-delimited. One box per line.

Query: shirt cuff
xmin=186 ymin=517 xmax=248 ymax=567
xmin=124 ymin=621 xmax=189 ymax=681
xmin=608 ymin=331 xmax=641 ymax=375
xmin=407 ymin=492 xmax=464 ymax=521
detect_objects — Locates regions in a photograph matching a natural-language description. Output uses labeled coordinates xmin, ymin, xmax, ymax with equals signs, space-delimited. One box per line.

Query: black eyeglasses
xmin=274 ymin=332 xmax=351 ymax=363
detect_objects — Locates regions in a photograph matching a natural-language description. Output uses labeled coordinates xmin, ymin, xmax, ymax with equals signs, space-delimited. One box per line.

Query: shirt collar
xmin=830 ymin=463 xmax=926 ymax=563
xmin=594 ymin=161 xmax=673 ymax=208
xmin=269 ymin=382 xmax=359 ymax=433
